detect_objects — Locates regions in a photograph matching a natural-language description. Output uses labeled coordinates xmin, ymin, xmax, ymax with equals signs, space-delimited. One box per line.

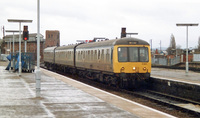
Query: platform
xmin=151 ymin=67 xmax=200 ymax=85
xmin=0 ymin=62 xmax=175 ymax=118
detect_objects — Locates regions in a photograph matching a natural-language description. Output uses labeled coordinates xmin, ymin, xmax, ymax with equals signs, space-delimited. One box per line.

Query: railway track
xmin=132 ymin=90 xmax=200 ymax=117
xmin=41 ymin=65 xmax=200 ymax=117
xmin=103 ymin=83 xmax=200 ymax=117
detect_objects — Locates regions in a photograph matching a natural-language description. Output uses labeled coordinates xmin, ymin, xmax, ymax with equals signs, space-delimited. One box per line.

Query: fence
xmin=0 ymin=54 xmax=9 ymax=61
xmin=152 ymin=56 xmax=180 ymax=66
xmin=193 ymin=54 xmax=200 ymax=62
xmin=5 ymin=52 xmax=35 ymax=72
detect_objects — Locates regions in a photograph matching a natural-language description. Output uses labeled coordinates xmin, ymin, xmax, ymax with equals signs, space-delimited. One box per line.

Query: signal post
xmin=7 ymin=19 xmax=32 ymax=76
xmin=23 ymin=26 xmax=29 ymax=52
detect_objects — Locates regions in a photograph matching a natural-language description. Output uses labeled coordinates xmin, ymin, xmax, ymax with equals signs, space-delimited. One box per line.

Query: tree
xmin=170 ymin=34 xmax=176 ymax=49
xmin=167 ymin=34 xmax=176 ymax=55
xmin=198 ymin=37 xmax=200 ymax=50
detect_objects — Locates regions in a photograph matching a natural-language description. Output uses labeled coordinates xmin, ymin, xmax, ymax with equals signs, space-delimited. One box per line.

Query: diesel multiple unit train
xmin=44 ymin=37 xmax=151 ymax=89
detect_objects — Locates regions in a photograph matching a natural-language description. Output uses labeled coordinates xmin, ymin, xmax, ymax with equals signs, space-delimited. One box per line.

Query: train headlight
xmin=133 ymin=67 xmax=136 ymax=71
xmin=143 ymin=67 xmax=147 ymax=71
xmin=120 ymin=67 xmax=125 ymax=72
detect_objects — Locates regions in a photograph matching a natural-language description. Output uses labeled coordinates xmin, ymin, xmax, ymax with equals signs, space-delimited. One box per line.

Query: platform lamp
xmin=5 ymin=30 xmax=19 ymax=71
xmin=176 ymin=23 xmax=198 ymax=74
xmin=36 ymin=0 xmax=41 ymax=97
xmin=7 ymin=19 xmax=32 ymax=76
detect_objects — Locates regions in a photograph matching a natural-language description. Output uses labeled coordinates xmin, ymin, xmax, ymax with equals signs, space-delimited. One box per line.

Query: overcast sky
xmin=1 ymin=0 xmax=200 ymax=49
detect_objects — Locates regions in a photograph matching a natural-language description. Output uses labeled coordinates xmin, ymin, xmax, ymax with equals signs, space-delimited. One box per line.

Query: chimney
xmin=121 ymin=27 xmax=126 ymax=38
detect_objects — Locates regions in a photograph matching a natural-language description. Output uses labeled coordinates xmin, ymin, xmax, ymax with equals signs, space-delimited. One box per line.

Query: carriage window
xmin=101 ymin=49 xmax=104 ymax=61
xmin=98 ymin=50 xmax=100 ymax=60
xmin=82 ymin=51 xmax=85 ymax=59
xmin=106 ymin=49 xmax=110 ymax=62
xmin=94 ymin=50 xmax=97 ymax=60
xmin=88 ymin=50 xmax=90 ymax=61
xmin=118 ymin=47 xmax=128 ymax=62
xmin=129 ymin=47 xmax=138 ymax=62
xmin=91 ymin=50 xmax=93 ymax=61
xmin=139 ymin=47 xmax=149 ymax=62
xmin=78 ymin=51 xmax=81 ymax=60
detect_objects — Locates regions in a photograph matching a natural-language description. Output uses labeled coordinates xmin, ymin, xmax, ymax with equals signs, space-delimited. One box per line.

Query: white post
xmin=13 ymin=32 xmax=15 ymax=70
xmin=36 ymin=0 xmax=41 ymax=97
xmin=19 ymin=22 xmax=22 ymax=76
xmin=176 ymin=23 xmax=198 ymax=75
xmin=25 ymin=41 xmax=27 ymax=52
xmin=186 ymin=26 xmax=189 ymax=74
xmin=9 ymin=35 xmax=12 ymax=71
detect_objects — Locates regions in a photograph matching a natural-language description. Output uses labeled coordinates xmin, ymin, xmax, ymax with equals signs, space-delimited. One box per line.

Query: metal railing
xmin=5 ymin=52 xmax=35 ymax=72
xmin=152 ymin=56 xmax=180 ymax=66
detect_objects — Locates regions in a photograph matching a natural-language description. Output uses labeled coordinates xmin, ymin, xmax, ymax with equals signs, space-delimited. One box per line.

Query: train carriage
xmin=44 ymin=37 xmax=151 ymax=89
xmin=75 ymin=39 xmax=113 ymax=72
xmin=54 ymin=44 xmax=80 ymax=72
xmin=113 ymin=38 xmax=151 ymax=88
xmin=43 ymin=46 xmax=57 ymax=68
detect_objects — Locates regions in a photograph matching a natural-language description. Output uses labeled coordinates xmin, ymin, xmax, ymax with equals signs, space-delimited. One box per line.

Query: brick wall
xmin=181 ymin=54 xmax=193 ymax=62
xmin=45 ymin=30 xmax=60 ymax=48
xmin=2 ymin=41 xmax=45 ymax=61
xmin=1 ymin=31 xmax=60 ymax=61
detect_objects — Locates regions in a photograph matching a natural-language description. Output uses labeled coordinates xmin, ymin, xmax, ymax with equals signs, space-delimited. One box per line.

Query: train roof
xmin=44 ymin=38 xmax=149 ymax=51
xmin=76 ymin=37 xmax=149 ymax=49
xmin=55 ymin=43 xmax=81 ymax=50
xmin=44 ymin=46 xmax=57 ymax=52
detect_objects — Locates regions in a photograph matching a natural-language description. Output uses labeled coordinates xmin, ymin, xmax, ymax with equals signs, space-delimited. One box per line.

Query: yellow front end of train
xmin=113 ymin=45 xmax=151 ymax=78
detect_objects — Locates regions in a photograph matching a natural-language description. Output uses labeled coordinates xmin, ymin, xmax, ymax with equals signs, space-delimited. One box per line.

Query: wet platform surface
xmin=0 ymin=61 xmax=175 ymax=118
xmin=0 ymin=66 xmax=137 ymax=118
xmin=151 ymin=68 xmax=200 ymax=85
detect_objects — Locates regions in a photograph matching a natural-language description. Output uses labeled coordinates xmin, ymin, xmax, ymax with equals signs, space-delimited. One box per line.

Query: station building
xmin=0 ymin=30 xmax=60 ymax=61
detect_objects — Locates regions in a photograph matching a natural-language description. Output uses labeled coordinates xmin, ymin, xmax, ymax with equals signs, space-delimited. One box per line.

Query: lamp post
xmin=5 ymin=30 xmax=19 ymax=70
xmin=36 ymin=0 xmax=41 ymax=97
xmin=176 ymin=23 xmax=198 ymax=74
xmin=149 ymin=39 xmax=153 ymax=54
xmin=7 ymin=19 xmax=32 ymax=76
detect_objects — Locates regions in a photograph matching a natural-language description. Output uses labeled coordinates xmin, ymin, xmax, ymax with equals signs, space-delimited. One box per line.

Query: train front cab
xmin=113 ymin=44 xmax=151 ymax=88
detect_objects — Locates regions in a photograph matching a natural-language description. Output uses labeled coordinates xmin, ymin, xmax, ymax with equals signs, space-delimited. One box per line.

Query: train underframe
xmin=45 ymin=62 xmax=150 ymax=89
xmin=76 ymin=68 xmax=150 ymax=89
